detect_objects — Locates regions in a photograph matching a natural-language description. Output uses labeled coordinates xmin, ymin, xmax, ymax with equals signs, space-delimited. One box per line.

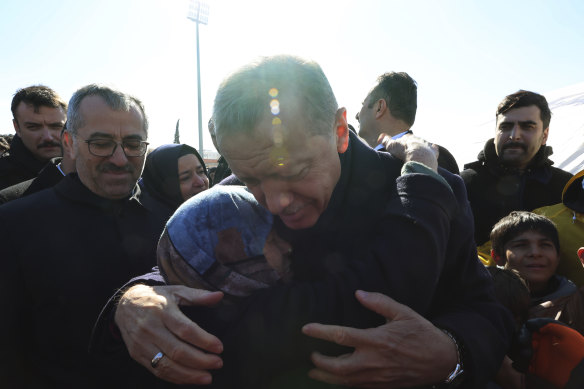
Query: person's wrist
xmin=439 ymin=330 xmax=464 ymax=387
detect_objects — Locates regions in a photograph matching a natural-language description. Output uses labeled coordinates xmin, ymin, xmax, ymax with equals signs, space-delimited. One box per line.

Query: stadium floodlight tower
xmin=187 ymin=0 xmax=209 ymax=156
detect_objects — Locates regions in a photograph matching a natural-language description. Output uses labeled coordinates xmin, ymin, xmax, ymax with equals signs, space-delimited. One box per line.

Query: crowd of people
xmin=0 ymin=55 xmax=582 ymax=389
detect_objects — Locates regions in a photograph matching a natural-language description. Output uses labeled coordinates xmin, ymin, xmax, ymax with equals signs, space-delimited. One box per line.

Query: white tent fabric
xmin=545 ymin=82 xmax=584 ymax=174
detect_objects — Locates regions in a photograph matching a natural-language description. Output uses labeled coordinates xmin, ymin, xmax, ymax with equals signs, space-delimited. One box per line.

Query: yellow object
xmin=477 ymin=241 xmax=494 ymax=267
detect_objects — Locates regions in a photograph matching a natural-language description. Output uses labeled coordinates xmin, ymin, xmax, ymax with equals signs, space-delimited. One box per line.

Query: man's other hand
xmin=302 ymin=290 xmax=458 ymax=388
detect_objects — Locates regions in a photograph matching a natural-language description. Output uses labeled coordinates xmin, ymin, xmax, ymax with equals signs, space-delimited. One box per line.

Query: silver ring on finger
xmin=151 ymin=351 xmax=165 ymax=368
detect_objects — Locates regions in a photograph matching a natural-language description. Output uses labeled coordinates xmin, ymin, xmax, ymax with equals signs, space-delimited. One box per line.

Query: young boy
xmin=488 ymin=214 xmax=584 ymax=388
xmin=490 ymin=211 xmax=584 ymax=333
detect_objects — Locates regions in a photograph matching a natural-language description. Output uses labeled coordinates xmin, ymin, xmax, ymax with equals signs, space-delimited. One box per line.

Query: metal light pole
xmin=187 ymin=0 xmax=209 ymax=156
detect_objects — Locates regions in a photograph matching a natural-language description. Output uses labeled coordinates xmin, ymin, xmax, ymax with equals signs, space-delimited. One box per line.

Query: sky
xmin=1 ymin=0 xmax=583 ymax=167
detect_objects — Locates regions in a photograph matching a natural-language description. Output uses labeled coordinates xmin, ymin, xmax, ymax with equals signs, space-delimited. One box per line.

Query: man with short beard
xmin=461 ymin=90 xmax=572 ymax=252
xmin=0 ymin=85 xmax=67 ymax=189
xmin=0 ymin=126 xmax=76 ymax=204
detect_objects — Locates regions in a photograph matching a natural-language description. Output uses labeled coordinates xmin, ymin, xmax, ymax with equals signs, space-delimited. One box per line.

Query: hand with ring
xmin=151 ymin=351 xmax=165 ymax=368
xmin=115 ymin=284 xmax=224 ymax=385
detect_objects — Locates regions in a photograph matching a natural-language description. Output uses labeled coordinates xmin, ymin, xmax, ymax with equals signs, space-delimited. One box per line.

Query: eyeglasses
xmin=84 ymin=139 xmax=149 ymax=157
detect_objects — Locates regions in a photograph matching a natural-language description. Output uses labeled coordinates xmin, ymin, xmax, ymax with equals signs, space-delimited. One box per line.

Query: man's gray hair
xmin=66 ymin=84 xmax=148 ymax=136
xmin=212 ymin=55 xmax=338 ymax=142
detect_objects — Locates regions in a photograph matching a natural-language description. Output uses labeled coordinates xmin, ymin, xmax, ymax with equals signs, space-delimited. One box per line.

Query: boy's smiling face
xmin=503 ymin=230 xmax=560 ymax=294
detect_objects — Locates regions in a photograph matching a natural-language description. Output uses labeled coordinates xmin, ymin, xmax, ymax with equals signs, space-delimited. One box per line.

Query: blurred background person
xmin=140 ymin=143 xmax=209 ymax=221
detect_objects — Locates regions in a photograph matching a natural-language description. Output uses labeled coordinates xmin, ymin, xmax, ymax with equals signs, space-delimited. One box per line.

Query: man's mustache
xmin=98 ymin=163 xmax=133 ymax=173
xmin=37 ymin=141 xmax=61 ymax=149
xmin=502 ymin=142 xmax=527 ymax=152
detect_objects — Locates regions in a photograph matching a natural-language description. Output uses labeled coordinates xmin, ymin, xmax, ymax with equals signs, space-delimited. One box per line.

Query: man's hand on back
xmin=115 ymin=284 xmax=224 ymax=385
xmin=302 ymin=290 xmax=458 ymax=388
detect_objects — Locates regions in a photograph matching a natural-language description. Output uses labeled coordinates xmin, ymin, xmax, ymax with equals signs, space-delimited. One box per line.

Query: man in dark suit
xmin=355 ymin=71 xmax=459 ymax=174
xmin=0 ymin=84 xmax=167 ymax=388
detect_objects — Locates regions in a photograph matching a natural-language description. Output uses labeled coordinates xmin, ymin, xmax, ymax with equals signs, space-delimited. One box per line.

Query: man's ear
xmin=578 ymin=247 xmax=584 ymax=267
xmin=491 ymin=249 xmax=506 ymax=266
xmin=12 ymin=119 xmax=21 ymax=136
xmin=542 ymin=127 xmax=549 ymax=145
xmin=375 ymin=99 xmax=387 ymax=119
xmin=62 ymin=131 xmax=76 ymax=160
xmin=208 ymin=120 xmax=219 ymax=150
xmin=210 ymin=131 xmax=219 ymax=150
xmin=335 ymin=108 xmax=349 ymax=154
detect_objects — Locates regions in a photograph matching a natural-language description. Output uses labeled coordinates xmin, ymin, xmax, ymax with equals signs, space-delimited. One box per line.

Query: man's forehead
xmin=218 ymin=124 xmax=272 ymax=152
xmin=80 ymin=95 xmax=138 ymax=114
xmin=497 ymin=105 xmax=542 ymax=122
xmin=86 ymin=131 xmax=145 ymax=140
xmin=231 ymin=156 xmax=310 ymax=186
xmin=16 ymin=102 xmax=66 ymax=118
xmin=80 ymin=96 xmax=144 ymax=125
xmin=222 ymin=131 xmax=312 ymax=177
xmin=219 ymin=106 xmax=311 ymax=148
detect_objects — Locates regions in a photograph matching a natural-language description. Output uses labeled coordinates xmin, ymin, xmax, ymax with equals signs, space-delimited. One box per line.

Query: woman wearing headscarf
xmin=140 ymin=144 xmax=209 ymax=221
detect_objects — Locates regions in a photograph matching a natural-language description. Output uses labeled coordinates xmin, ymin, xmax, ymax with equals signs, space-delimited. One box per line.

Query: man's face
xmin=356 ymin=94 xmax=379 ymax=147
xmin=494 ymin=105 xmax=549 ymax=169
xmin=218 ymin=100 xmax=348 ymax=230
xmin=12 ymin=102 xmax=66 ymax=162
xmin=504 ymin=230 xmax=559 ymax=294
xmin=64 ymin=95 xmax=147 ymax=200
